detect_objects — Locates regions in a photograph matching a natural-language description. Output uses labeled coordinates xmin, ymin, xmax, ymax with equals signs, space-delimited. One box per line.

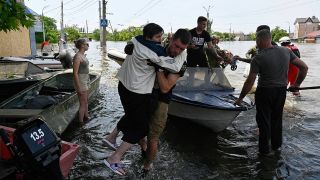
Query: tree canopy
xmin=109 ymin=26 xmax=143 ymax=41
xmin=41 ymin=16 xmax=57 ymax=31
xmin=212 ymin=32 xmax=236 ymax=41
xmin=0 ymin=0 xmax=35 ymax=32
xmin=91 ymin=26 xmax=143 ymax=41
xmin=64 ymin=26 xmax=81 ymax=42
xmin=271 ymin=26 xmax=288 ymax=42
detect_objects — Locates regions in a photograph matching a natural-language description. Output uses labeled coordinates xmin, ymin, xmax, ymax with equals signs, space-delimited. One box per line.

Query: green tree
xmin=37 ymin=16 xmax=59 ymax=43
xmin=91 ymin=29 xmax=100 ymax=41
xmin=108 ymin=26 xmax=143 ymax=41
xmin=0 ymin=0 xmax=35 ymax=32
xmin=41 ymin=16 xmax=57 ymax=31
xmin=46 ymin=29 xmax=60 ymax=43
xmin=271 ymin=26 xmax=288 ymax=42
xmin=248 ymin=32 xmax=256 ymax=40
xmin=64 ymin=26 xmax=81 ymax=42
xmin=212 ymin=31 xmax=235 ymax=41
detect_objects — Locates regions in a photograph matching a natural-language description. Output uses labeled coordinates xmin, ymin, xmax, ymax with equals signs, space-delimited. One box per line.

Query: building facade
xmin=293 ymin=16 xmax=320 ymax=39
xmin=0 ymin=1 xmax=40 ymax=57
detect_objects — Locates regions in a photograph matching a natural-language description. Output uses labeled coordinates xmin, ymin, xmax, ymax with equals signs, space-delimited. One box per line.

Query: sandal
xmin=103 ymin=159 xmax=125 ymax=175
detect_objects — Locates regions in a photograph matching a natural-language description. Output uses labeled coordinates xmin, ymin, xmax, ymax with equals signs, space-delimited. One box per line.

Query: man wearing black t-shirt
xmin=187 ymin=16 xmax=213 ymax=67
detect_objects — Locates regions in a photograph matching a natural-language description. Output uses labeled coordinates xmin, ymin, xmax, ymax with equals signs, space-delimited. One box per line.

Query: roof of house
xmin=294 ymin=16 xmax=320 ymax=24
xmin=306 ymin=30 xmax=320 ymax=38
xmin=25 ymin=6 xmax=39 ymax=16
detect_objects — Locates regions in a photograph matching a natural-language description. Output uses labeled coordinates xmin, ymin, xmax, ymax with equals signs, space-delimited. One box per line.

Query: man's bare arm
xmin=291 ymin=58 xmax=308 ymax=87
xmin=156 ymin=72 xmax=180 ymax=93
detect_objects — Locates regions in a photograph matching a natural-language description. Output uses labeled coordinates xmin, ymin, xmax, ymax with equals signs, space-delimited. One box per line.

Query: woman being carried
xmin=103 ymin=23 xmax=185 ymax=175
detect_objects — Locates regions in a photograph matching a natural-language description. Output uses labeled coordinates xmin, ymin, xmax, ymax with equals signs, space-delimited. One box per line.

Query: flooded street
xmin=63 ymin=41 xmax=320 ymax=179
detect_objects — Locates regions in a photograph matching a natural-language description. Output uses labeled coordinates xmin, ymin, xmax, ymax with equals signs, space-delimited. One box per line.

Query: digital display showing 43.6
xmin=21 ymin=123 xmax=57 ymax=154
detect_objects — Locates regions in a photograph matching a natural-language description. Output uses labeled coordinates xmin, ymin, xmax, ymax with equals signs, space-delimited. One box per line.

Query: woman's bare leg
xmin=78 ymin=91 xmax=87 ymax=123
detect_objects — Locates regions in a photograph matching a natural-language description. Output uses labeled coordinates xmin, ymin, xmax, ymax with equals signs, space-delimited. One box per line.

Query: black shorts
xmin=116 ymin=82 xmax=152 ymax=144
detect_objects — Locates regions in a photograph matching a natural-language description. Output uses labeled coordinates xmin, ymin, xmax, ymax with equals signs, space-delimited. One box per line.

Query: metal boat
xmin=107 ymin=48 xmax=126 ymax=65
xmin=0 ymin=60 xmax=55 ymax=103
xmin=0 ymin=70 xmax=100 ymax=135
xmin=106 ymin=49 xmax=254 ymax=133
xmin=168 ymin=68 xmax=254 ymax=133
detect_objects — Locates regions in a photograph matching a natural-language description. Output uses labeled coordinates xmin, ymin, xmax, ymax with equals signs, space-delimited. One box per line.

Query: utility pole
xmin=59 ymin=0 xmax=67 ymax=50
xmin=229 ymin=23 xmax=232 ymax=41
xmin=101 ymin=0 xmax=107 ymax=47
xmin=42 ymin=5 xmax=49 ymax=41
xmin=287 ymin=21 xmax=291 ymax=35
xmin=99 ymin=0 xmax=102 ymax=46
xmin=86 ymin=19 xmax=88 ymax=37
xmin=203 ymin=5 xmax=212 ymax=34
xmin=60 ymin=0 xmax=64 ymax=41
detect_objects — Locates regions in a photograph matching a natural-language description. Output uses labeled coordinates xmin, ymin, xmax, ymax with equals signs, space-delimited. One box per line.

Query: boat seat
xmin=0 ymin=109 xmax=42 ymax=118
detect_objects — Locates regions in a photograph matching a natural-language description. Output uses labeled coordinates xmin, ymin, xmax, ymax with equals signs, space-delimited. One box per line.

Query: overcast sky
xmin=25 ymin=0 xmax=320 ymax=34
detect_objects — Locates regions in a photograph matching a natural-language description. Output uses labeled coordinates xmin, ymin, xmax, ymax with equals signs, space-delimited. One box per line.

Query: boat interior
xmin=173 ymin=67 xmax=253 ymax=110
xmin=0 ymin=73 xmax=97 ymax=126
xmin=0 ymin=61 xmax=53 ymax=103
xmin=0 ymin=73 xmax=72 ymax=125
xmin=0 ymin=60 xmax=44 ymax=80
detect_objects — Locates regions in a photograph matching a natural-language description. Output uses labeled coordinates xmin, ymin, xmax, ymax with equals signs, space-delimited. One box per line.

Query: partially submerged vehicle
xmin=0 ymin=70 xmax=101 ymax=135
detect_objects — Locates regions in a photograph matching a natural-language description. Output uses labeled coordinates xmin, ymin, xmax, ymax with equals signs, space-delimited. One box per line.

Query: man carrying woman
xmin=104 ymin=23 xmax=189 ymax=175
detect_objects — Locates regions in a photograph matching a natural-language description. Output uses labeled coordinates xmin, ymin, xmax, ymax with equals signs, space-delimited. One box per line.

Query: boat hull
xmin=1 ymin=56 xmax=63 ymax=69
xmin=107 ymin=49 xmax=126 ymax=65
xmin=168 ymin=100 xmax=241 ymax=133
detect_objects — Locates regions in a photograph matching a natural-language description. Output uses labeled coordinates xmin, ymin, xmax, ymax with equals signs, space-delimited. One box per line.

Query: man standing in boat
xmin=234 ymin=29 xmax=308 ymax=156
xmin=187 ymin=16 xmax=214 ymax=67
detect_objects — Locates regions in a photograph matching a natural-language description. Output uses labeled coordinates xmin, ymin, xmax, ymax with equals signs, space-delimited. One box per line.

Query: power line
xmin=127 ymin=0 xmax=163 ymax=24
xmin=64 ymin=0 xmax=98 ymax=16
xmin=135 ymin=0 xmax=162 ymax=17
xmin=215 ymin=0 xmax=316 ymax=19
xmin=215 ymin=0 xmax=296 ymax=18
xmin=44 ymin=0 xmax=75 ymax=13
xmin=132 ymin=0 xmax=154 ymax=16
xmin=64 ymin=0 xmax=91 ymax=11
xmin=64 ymin=1 xmax=98 ymax=20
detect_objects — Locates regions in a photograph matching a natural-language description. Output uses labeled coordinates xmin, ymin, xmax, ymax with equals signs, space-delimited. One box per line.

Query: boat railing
xmin=174 ymin=67 xmax=234 ymax=92
xmin=0 ymin=109 xmax=42 ymax=118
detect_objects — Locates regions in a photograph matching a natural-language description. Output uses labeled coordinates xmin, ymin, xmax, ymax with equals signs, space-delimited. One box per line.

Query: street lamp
xmin=287 ymin=21 xmax=291 ymax=35
xmin=42 ymin=5 xmax=49 ymax=42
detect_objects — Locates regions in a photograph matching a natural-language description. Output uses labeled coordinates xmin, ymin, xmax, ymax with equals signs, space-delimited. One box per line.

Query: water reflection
xmin=63 ymin=41 xmax=320 ymax=179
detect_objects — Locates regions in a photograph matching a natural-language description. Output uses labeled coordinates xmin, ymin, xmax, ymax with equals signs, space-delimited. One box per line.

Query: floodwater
xmin=62 ymin=41 xmax=320 ymax=179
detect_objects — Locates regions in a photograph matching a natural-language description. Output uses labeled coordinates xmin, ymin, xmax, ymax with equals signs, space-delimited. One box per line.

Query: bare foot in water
xmin=84 ymin=116 xmax=90 ymax=121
